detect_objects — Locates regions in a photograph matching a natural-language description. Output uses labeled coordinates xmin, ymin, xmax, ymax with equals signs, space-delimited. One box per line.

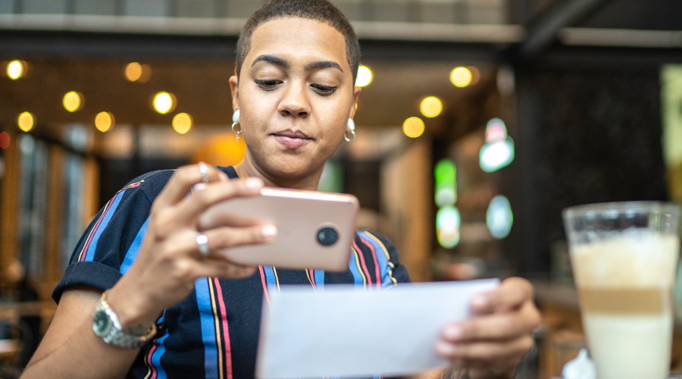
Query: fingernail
xmin=471 ymin=294 xmax=488 ymax=308
xmin=444 ymin=325 xmax=463 ymax=340
xmin=245 ymin=178 xmax=263 ymax=190
xmin=261 ymin=225 xmax=277 ymax=238
xmin=435 ymin=341 xmax=457 ymax=355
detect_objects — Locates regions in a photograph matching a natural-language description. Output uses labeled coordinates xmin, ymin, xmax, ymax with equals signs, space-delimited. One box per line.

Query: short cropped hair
xmin=235 ymin=0 xmax=361 ymax=83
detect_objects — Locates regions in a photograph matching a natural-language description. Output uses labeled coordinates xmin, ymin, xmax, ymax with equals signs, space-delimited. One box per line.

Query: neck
xmin=234 ymin=159 xmax=322 ymax=191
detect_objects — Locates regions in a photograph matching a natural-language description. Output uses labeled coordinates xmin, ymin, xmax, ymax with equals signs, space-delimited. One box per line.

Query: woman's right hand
xmin=106 ymin=164 xmax=276 ymax=332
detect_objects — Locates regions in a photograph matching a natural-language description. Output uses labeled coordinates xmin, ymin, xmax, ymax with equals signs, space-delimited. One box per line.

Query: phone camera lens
xmin=316 ymin=227 xmax=339 ymax=246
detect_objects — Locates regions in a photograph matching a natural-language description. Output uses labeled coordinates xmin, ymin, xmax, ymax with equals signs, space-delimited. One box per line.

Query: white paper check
xmin=255 ymin=279 xmax=500 ymax=378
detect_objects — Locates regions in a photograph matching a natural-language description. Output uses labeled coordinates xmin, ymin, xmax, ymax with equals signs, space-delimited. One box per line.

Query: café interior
xmin=1 ymin=0 xmax=682 ymax=377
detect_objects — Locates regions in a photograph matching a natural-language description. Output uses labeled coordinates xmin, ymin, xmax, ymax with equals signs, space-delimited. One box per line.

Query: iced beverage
xmin=563 ymin=202 xmax=681 ymax=379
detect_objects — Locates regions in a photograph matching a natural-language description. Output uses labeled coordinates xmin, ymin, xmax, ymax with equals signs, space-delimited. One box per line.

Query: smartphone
xmin=198 ymin=188 xmax=359 ymax=272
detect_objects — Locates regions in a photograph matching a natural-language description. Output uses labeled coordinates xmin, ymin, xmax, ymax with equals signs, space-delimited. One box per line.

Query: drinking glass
xmin=562 ymin=201 xmax=681 ymax=379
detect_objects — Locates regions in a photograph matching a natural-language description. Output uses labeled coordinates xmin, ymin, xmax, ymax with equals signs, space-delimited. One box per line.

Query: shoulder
xmin=354 ymin=230 xmax=397 ymax=254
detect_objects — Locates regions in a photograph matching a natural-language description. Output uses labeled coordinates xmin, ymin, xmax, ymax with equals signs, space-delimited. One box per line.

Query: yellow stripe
xmin=208 ymin=278 xmax=225 ymax=379
xmin=363 ymin=232 xmax=398 ymax=285
xmin=305 ymin=269 xmax=316 ymax=292
xmin=142 ymin=344 xmax=153 ymax=379
xmin=272 ymin=266 xmax=281 ymax=292
xmin=352 ymin=246 xmax=368 ymax=288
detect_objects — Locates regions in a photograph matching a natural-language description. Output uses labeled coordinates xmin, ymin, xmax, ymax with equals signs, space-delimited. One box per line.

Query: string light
xmin=63 ymin=91 xmax=84 ymax=112
xmin=153 ymin=92 xmax=176 ymax=114
xmin=125 ymin=62 xmax=151 ymax=82
xmin=95 ymin=112 xmax=115 ymax=132
xmin=420 ymin=96 xmax=443 ymax=118
xmin=17 ymin=112 xmax=35 ymax=132
xmin=172 ymin=113 xmax=193 ymax=134
xmin=403 ymin=117 xmax=425 ymax=138
xmin=355 ymin=65 xmax=373 ymax=87
xmin=450 ymin=67 xmax=472 ymax=88
xmin=6 ymin=60 xmax=26 ymax=80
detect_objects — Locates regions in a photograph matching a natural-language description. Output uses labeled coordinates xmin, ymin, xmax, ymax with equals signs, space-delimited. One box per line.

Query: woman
xmin=22 ymin=1 xmax=540 ymax=378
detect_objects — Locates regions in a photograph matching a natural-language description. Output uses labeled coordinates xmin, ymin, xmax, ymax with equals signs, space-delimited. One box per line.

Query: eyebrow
xmin=251 ymin=54 xmax=343 ymax=73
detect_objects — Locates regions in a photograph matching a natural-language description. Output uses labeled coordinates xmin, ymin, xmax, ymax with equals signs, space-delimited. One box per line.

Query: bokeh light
xmin=437 ymin=206 xmax=461 ymax=248
xmin=403 ymin=117 xmax=425 ymax=138
xmin=450 ymin=67 xmax=472 ymax=88
xmin=480 ymin=138 xmax=515 ymax=173
xmin=485 ymin=118 xmax=507 ymax=144
xmin=0 ymin=132 xmax=10 ymax=149
xmin=153 ymin=92 xmax=176 ymax=114
xmin=6 ymin=60 xmax=26 ymax=80
xmin=17 ymin=112 xmax=35 ymax=132
xmin=355 ymin=65 xmax=373 ymax=87
xmin=63 ymin=91 xmax=84 ymax=112
xmin=486 ymin=195 xmax=513 ymax=239
xmin=125 ymin=62 xmax=151 ymax=82
xmin=434 ymin=159 xmax=457 ymax=207
xmin=172 ymin=113 xmax=193 ymax=134
xmin=95 ymin=112 xmax=115 ymax=132
xmin=420 ymin=96 xmax=443 ymax=118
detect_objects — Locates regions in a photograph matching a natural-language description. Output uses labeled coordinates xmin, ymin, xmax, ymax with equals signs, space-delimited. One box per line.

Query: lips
xmin=272 ymin=129 xmax=312 ymax=149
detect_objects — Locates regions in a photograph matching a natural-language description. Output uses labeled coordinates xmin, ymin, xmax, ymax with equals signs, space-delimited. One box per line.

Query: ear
xmin=229 ymin=75 xmax=240 ymax=112
xmin=349 ymin=86 xmax=362 ymax=119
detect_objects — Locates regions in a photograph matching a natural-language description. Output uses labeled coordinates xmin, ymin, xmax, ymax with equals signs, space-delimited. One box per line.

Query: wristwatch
xmin=92 ymin=290 xmax=157 ymax=349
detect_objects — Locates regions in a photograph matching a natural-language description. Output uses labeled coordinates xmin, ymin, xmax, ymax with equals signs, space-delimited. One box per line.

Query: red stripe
xmin=258 ymin=266 xmax=271 ymax=307
xmin=359 ymin=237 xmax=382 ymax=287
xmin=78 ymin=196 xmax=115 ymax=261
xmin=352 ymin=240 xmax=373 ymax=289
xmin=309 ymin=269 xmax=317 ymax=290
xmin=146 ymin=343 xmax=158 ymax=379
xmin=213 ymin=278 xmax=233 ymax=379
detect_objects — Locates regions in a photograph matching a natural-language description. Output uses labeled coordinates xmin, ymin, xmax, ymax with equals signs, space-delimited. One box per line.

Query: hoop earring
xmin=232 ymin=110 xmax=241 ymax=142
xmin=344 ymin=118 xmax=356 ymax=142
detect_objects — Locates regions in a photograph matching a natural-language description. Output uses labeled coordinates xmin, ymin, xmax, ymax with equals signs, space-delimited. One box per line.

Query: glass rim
xmin=562 ymin=201 xmax=681 ymax=219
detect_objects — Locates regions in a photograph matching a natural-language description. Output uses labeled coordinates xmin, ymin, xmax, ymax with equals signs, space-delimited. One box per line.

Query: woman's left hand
xmin=435 ymin=277 xmax=541 ymax=379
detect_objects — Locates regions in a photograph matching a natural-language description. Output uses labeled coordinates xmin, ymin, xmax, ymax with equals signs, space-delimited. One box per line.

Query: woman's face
xmin=230 ymin=17 xmax=360 ymax=187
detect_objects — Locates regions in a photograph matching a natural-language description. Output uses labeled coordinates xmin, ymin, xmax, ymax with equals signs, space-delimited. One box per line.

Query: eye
xmin=311 ymin=84 xmax=338 ymax=95
xmin=255 ymin=79 xmax=282 ymax=90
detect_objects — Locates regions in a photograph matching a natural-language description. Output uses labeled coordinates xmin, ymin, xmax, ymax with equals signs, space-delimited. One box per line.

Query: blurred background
xmin=0 ymin=0 xmax=681 ymax=377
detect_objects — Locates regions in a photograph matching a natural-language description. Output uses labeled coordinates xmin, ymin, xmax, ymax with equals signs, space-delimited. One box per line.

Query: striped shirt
xmin=53 ymin=166 xmax=411 ymax=379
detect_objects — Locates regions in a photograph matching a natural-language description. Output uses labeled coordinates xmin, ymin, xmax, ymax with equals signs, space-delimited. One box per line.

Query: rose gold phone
xmin=198 ymin=188 xmax=359 ymax=272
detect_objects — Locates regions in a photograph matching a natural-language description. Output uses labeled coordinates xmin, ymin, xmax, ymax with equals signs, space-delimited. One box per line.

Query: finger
xmin=470 ymin=277 xmax=534 ymax=314
xmin=172 ymin=178 xmax=263 ymax=227
xmin=442 ymin=301 xmax=540 ymax=342
xmin=435 ymin=335 xmax=534 ymax=370
xmin=158 ymin=224 xmax=277 ymax=260
xmin=153 ymin=164 xmax=231 ymax=211
xmin=171 ymin=256 xmax=257 ymax=282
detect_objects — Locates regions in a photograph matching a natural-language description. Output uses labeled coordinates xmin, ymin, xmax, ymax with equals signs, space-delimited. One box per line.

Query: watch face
xmin=93 ymin=309 xmax=112 ymax=336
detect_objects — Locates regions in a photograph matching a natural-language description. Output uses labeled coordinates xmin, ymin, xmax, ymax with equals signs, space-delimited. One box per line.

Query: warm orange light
xmin=95 ymin=112 xmax=115 ymax=132
xmin=125 ymin=62 xmax=151 ymax=82
xmin=420 ymin=96 xmax=443 ymax=118
xmin=7 ymin=60 xmax=26 ymax=80
xmin=17 ymin=112 xmax=34 ymax=132
xmin=469 ymin=66 xmax=480 ymax=85
xmin=403 ymin=117 xmax=425 ymax=138
xmin=153 ymin=92 xmax=176 ymax=114
xmin=450 ymin=67 xmax=472 ymax=88
xmin=63 ymin=91 xmax=84 ymax=112
xmin=172 ymin=113 xmax=193 ymax=134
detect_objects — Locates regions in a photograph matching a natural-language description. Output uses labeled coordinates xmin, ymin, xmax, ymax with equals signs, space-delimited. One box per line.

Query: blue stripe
xmin=263 ymin=266 xmax=278 ymax=292
xmin=195 ymin=278 xmax=218 ymax=379
xmin=85 ymin=190 xmax=125 ymax=262
xmin=120 ymin=217 xmax=150 ymax=275
xmin=348 ymin=245 xmax=364 ymax=288
xmin=314 ymin=270 xmax=325 ymax=290
xmin=150 ymin=313 xmax=168 ymax=379
xmin=358 ymin=231 xmax=393 ymax=287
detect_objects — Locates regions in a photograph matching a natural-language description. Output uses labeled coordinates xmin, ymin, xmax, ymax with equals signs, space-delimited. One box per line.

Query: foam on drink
xmin=570 ymin=230 xmax=679 ymax=379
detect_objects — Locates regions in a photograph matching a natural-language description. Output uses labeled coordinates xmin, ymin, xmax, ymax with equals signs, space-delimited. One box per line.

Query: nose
xmin=278 ymin=81 xmax=310 ymax=118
